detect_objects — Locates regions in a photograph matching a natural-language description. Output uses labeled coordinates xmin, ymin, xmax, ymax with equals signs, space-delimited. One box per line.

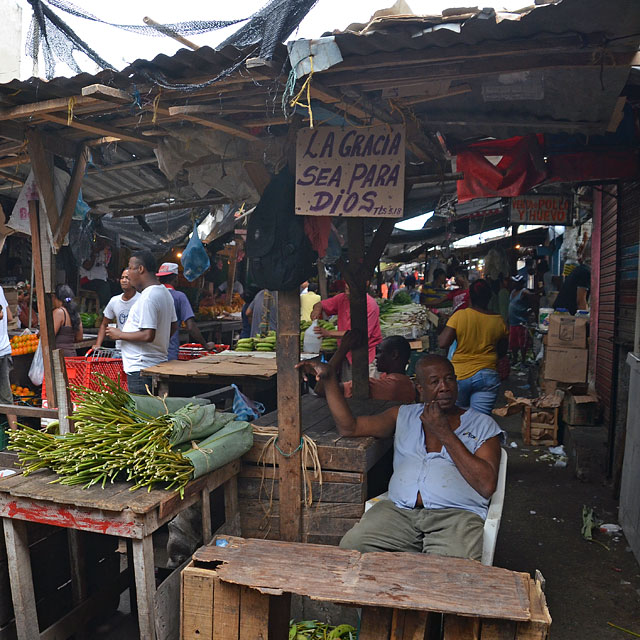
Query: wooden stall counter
xmin=182 ymin=535 xmax=551 ymax=640
xmin=142 ymin=352 xmax=278 ymax=399
xmin=240 ymin=394 xmax=395 ymax=545
xmin=0 ymin=461 xmax=241 ymax=640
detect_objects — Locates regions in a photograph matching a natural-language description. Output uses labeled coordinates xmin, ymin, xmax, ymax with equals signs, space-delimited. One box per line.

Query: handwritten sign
xmin=295 ymin=124 xmax=405 ymax=217
xmin=510 ymin=195 xmax=571 ymax=225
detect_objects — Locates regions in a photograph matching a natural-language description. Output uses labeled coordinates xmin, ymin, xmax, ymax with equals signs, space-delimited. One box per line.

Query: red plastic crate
xmin=42 ymin=356 xmax=127 ymax=403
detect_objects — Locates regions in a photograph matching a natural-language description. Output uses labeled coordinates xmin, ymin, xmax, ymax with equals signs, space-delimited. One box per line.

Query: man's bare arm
xmin=297 ymin=360 xmax=398 ymax=438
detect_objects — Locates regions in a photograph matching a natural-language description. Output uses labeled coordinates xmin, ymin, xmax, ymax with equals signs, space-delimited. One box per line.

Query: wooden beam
xmin=87 ymin=187 xmax=168 ymax=207
xmin=55 ymin=144 xmax=89 ymax=248
xmin=39 ymin=113 xmax=156 ymax=146
xmin=347 ymin=218 xmax=369 ymax=400
xmin=277 ymin=289 xmax=303 ymax=542
xmin=81 ymin=84 xmax=132 ymax=105
xmin=167 ymin=106 xmax=262 ymax=141
xmin=0 ymin=404 xmax=59 ymax=419
xmin=144 ymin=16 xmax=200 ymax=50
xmin=29 ymin=201 xmax=57 ymax=407
xmin=87 ymin=157 xmax=158 ymax=174
xmin=0 ymin=121 xmax=80 ymax=158
xmin=0 ymin=95 xmax=99 ymax=121
xmin=0 ymin=155 xmax=30 ymax=169
xmin=110 ymin=197 xmax=228 ymax=217
xmin=26 ymin=129 xmax=61 ymax=234
xmin=363 ymin=219 xmax=397 ymax=277
xmin=0 ymin=169 xmax=24 ymax=184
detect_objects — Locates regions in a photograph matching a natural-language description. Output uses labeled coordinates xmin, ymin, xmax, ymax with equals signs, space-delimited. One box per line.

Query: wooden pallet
xmin=181 ymin=536 xmax=551 ymax=640
xmin=522 ymin=407 xmax=559 ymax=446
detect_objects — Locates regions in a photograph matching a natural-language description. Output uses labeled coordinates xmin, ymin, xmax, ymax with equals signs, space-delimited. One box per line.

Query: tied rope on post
xmin=67 ymin=96 xmax=76 ymax=126
xmin=253 ymin=425 xmax=322 ymax=536
xmin=289 ymin=55 xmax=315 ymax=128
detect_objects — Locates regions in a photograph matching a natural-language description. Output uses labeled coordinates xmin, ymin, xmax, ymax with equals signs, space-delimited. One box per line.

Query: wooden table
xmin=0 ymin=460 xmax=241 ymax=640
xmin=240 ymin=395 xmax=395 ymax=544
xmin=182 ymin=536 xmax=551 ymax=640
xmin=142 ymin=353 xmax=278 ymax=398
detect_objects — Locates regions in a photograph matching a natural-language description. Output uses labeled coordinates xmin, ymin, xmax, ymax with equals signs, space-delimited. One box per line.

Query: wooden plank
xmin=132 ymin=535 xmax=156 ymax=639
xmin=52 ymin=349 xmax=73 ymax=434
xmin=401 ymin=610 xmax=429 ymax=639
xmin=155 ymin=559 xmax=188 ymax=640
xmin=213 ymin=577 xmax=240 ymax=639
xmin=0 ymin=404 xmax=59 ymax=419
xmin=195 ymin=538 xmax=532 ymax=621
xmin=67 ymin=529 xmax=88 ymax=640
xmin=81 ymin=84 xmax=132 ymax=104
xmin=224 ymin=475 xmax=242 ymax=537
xmin=443 ymin=615 xmax=480 ymax=639
xmin=238 ymin=478 xmax=365 ymax=503
xmin=481 ymin=619 xmax=517 ymax=639
xmin=239 ymin=500 xmax=363 ymax=519
xmin=167 ymin=106 xmax=261 ymax=142
xmin=239 ymin=586 xmax=270 ymax=640
xmin=0 ymin=95 xmax=99 ymax=121
xmin=240 ymin=464 xmax=363 ymax=484
xmin=390 ymin=609 xmax=406 ymax=640
xmin=2 ymin=518 xmax=39 ymax=639
xmin=55 ymin=143 xmax=89 ymax=248
xmin=515 ymin=578 xmax=550 ymax=639
xmin=29 ymin=201 xmax=56 ymax=406
xmin=181 ymin=565 xmax=215 ymax=640
xmin=39 ymin=113 xmax=156 ymax=145
xmin=359 ymin=606 xmax=393 ymax=639
xmin=276 ymin=289 xmax=303 ymax=542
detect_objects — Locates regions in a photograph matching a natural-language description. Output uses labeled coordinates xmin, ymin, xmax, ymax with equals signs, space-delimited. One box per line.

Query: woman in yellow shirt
xmin=438 ymin=279 xmax=508 ymax=414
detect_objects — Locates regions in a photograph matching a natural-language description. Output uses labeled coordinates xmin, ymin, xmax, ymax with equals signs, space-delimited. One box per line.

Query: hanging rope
xmin=66 ymin=96 xmax=76 ymax=126
xmin=289 ymin=55 xmax=315 ymax=127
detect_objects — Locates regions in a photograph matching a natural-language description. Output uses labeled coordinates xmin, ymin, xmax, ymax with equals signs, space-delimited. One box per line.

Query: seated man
xmin=296 ymin=354 xmax=503 ymax=562
xmin=314 ymin=331 xmax=415 ymax=403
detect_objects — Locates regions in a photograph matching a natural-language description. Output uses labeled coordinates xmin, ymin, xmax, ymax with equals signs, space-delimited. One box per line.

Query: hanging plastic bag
xmin=181 ymin=223 xmax=210 ymax=282
xmin=28 ymin=341 xmax=44 ymax=386
xmin=231 ymin=383 xmax=265 ymax=421
xmin=303 ymin=320 xmax=323 ymax=353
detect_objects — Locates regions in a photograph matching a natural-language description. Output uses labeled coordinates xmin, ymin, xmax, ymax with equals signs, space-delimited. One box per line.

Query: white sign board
xmin=295 ymin=124 xmax=405 ymax=217
xmin=510 ymin=195 xmax=572 ymax=225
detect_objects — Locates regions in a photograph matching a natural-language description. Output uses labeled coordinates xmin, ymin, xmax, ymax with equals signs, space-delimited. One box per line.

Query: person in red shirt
xmin=431 ymin=268 xmax=470 ymax=312
xmin=312 ymin=331 xmax=416 ymax=403
xmin=310 ymin=284 xmax=382 ymax=379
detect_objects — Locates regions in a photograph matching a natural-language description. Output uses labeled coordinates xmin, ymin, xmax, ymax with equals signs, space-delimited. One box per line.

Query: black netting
xmin=26 ymin=0 xmax=318 ymax=81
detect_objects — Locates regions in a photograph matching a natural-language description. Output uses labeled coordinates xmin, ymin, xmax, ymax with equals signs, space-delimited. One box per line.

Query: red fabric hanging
xmin=456 ymin=134 xmax=547 ymax=202
xmin=304 ymin=216 xmax=332 ymax=258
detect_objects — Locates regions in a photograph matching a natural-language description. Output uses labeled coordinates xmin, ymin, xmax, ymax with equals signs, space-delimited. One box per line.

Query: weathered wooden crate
xmin=181 ymin=536 xmax=552 ymax=640
xmin=241 ymin=396 xmax=395 ymax=544
xmin=523 ymin=407 xmax=559 ymax=446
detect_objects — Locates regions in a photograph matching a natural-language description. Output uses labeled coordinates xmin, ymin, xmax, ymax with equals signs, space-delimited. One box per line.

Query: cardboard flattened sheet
xmin=142 ymin=355 xmax=278 ymax=379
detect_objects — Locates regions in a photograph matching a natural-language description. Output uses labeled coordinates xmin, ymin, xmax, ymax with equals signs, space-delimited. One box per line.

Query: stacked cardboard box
xmin=544 ymin=315 xmax=589 ymax=384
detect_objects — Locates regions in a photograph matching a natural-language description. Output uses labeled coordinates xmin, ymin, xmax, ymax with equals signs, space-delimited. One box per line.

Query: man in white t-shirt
xmin=0 ymin=287 xmax=17 ymax=429
xmin=93 ymin=268 xmax=140 ymax=353
xmin=106 ymin=251 xmax=177 ymax=394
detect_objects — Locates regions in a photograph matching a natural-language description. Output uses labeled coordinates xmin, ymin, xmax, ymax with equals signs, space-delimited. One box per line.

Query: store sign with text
xmin=295 ymin=124 xmax=405 ymax=217
xmin=510 ymin=195 xmax=572 ymax=225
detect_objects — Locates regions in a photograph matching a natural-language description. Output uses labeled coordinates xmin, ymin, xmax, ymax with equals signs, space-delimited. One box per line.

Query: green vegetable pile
xmin=289 ymin=620 xmax=356 ymax=640
xmin=235 ymin=330 xmax=277 ymax=352
xmin=377 ymin=297 xmax=428 ymax=338
xmin=80 ymin=312 xmax=98 ymax=328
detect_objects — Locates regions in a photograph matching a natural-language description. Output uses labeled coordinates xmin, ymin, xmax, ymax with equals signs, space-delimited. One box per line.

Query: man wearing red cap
xmin=157 ymin=262 xmax=215 ymax=359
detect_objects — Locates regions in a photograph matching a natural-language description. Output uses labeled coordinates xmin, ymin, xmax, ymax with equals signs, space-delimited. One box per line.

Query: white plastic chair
xmin=364 ymin=448 xmax=508 ymax=566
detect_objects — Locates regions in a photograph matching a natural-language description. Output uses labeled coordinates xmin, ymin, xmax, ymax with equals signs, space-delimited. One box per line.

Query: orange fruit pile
xmin=10 ymin=334 xmax=39 ymax=356
xmin=11 ymin=384 xmax=33 ymax=398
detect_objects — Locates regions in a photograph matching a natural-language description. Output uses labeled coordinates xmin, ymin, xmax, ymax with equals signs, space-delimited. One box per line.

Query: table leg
xmin=157 ymin=379 xmax=169 ymax=397
xmin=3 ymin=518 xmax=40 ymax=639
xmin=132 ymin=535 xmax=157 ymax=640
xmin=68 ymin=529 xmax=89 ymax=640
xmin=201 ymin=488 xmax=212 ymax=544
xmin=224 ymin=475 xmax=241 ymax=536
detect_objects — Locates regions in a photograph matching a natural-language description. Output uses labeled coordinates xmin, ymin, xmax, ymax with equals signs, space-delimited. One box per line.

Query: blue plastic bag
xmin=231 ymin=384 xmax=265 ymax=421
xmin=181 ymin=223 xmax=210 ymax=282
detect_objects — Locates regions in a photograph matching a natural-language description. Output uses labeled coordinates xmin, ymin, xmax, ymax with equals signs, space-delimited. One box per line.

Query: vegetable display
xmin=289 ymin=620 xmax=356 ymax=640
xmin=378 ymin=298 xmax=428 ymax=338
xmin=8 ymin=375 xmax=253 ymax=497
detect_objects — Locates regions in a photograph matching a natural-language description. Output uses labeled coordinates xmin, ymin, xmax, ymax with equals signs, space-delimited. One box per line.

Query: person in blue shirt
xmin=297 ymin=353 xmax=503 ymax=561
xmin=157 ymin=263 xmax=215 ymax=360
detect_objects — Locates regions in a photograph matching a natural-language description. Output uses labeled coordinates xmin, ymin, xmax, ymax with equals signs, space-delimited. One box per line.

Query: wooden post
xmin=317 ymin=260 xmax=328 ymax=299
xmin=226 ymin=242 xmax=239 ymax=306
xmin=52 ymin=349 xmax=73 ymax=433
xmin=29 ymin=201 xmax=57 ymax=407
xmin=347 ymin=219 xmax=369 ymax=399
xmin=276 ymin=289 xmax=303 ymax=542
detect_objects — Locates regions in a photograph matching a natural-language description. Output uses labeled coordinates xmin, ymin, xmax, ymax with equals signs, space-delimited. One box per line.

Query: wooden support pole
xmin=226 ymin=243 xmax=239 ymax=306
xmin=29 ymin=201 xmax=57 ymax=407
xmin=347 ymin=219 xmax=370 ymax=399
xmin=276 ymin=289 xmax=303 ymax=542
xmin=52 ymin=349 xmax=73 ymax=433
xmin=27 ymin=129 xmax=61 ymax=235
xmin=55 ymin=144 xmax=89 ymax=248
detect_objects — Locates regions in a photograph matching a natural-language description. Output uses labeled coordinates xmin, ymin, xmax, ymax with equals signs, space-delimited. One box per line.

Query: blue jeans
xmin=126 ymin=371 xmax=153 ymax=395
xmin=456 ymin=369 xmax=501 ymax=415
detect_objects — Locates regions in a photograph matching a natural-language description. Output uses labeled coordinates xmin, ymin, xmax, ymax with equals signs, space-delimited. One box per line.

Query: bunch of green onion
xmin=8 ymin=376 xmax=194 ymax=497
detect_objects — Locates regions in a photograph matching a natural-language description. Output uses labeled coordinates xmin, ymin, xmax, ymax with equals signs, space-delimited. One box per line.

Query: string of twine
xmin=289 ymin=55 xmax=315 ymax=128
xmin=253 ymin=425 xmax=323 ymax=537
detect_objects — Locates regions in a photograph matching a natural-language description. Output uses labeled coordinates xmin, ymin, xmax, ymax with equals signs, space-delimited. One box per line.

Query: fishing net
xmin=25 ymin=0 xmax=319 ymax=81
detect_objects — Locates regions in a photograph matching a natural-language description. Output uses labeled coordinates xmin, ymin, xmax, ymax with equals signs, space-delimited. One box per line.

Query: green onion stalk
xmin=8 ymin=375 xmax=194 ymax=497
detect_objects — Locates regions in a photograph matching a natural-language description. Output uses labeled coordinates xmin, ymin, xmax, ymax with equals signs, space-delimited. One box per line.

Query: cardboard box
xmin=547 ymin=315 xmax=588 ymax=349
xmin=562 ymin=394 xmax=598 ymax=426
xmin=544 ymin=346 xmax=589 ymax=383
xmin=543 ymin=379 xmax=589 ymax=396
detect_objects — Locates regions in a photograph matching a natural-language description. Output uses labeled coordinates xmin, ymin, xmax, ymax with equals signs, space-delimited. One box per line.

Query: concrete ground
xmin=93 ymin=365 xmax=640 ymax=639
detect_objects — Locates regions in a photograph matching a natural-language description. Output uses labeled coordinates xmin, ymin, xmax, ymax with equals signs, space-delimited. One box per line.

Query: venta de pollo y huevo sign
xmin=510 ymin=195 xmax=572 ymax=225
xmin=295 ymin=124 xmax=405 ymax=218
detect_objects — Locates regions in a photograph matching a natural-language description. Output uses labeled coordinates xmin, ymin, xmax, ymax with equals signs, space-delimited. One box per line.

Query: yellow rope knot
xmin=290 ymin=55 xmax=315 ymax=128
xmin=67 ymin=96 xmax=76 ymax=126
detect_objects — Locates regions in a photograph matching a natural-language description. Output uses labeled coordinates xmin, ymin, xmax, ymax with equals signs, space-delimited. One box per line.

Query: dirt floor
xmin=94 ymin=365 xmax=640 ymax=639
xmin=492 ymin=368 xmax=640 ymax=640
